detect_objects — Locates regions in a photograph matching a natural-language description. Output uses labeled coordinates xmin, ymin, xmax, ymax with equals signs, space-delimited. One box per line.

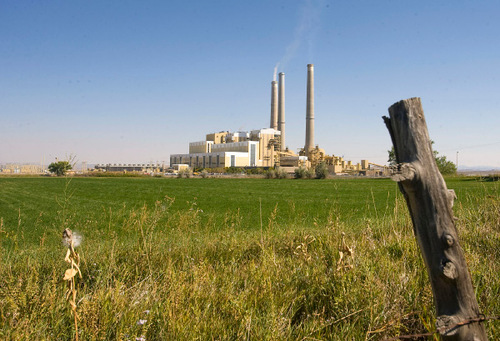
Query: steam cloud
xmin=273 ymin=0 xmax=323 ymax=76
xmin=273 ymin=63 xmax=280 ymax=81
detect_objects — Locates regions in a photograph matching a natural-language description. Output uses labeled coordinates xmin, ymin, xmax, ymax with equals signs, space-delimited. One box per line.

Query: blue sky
xmin=1 ymin=0 xmax=499 ymax=168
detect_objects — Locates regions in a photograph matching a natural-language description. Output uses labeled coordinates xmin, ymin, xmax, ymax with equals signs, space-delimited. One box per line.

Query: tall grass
xmin=0 ymin=178 xmax=498 ymax=340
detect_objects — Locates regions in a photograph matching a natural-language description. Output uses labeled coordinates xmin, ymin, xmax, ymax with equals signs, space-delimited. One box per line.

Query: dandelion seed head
xmin=72 ymin=231 xmax=83 ymax=247
xmin=62 ymin=228 xmax=83 ymax=248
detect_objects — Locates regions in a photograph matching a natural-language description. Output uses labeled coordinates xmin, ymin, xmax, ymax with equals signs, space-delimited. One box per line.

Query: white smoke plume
xmin=273 ymin=0 xmax=324 ymax=75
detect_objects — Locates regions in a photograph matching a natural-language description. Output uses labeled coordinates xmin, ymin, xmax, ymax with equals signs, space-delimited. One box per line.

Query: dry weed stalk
xmin=62 ymin=228 xmax=82 ymax=341
xmin=337 ymin=232 xmax=354 ymax=271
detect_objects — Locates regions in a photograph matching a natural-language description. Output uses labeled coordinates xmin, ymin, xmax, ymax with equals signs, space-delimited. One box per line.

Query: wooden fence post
xmin=383 ymin=97 xmax=487 ymax=340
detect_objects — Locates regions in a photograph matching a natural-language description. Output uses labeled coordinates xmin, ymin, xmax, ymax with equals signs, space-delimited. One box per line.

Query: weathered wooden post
xmin=383 ymin=97 xmax=487 ymax=340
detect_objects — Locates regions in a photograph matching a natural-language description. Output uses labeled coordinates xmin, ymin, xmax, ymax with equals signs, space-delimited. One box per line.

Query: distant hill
xmin=458 ymin=166 xmax=500 ymax=175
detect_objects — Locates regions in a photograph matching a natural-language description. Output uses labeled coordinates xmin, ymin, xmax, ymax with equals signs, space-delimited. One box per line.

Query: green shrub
xmin=294 ymin=167 xmax=307 ymax=179
xmin=265 ymin=169 xmax=276 ymax=179
xmin=203 ymin=167 xmax=225 ymax=174
xmin=225 ymin=167 xmax=243 ymax=174
xmin=177 ymin=168 xmax=193 ymax=178
xmin=264 ymin=168 xmax=288 ymax=179
xmin=245 ymin=167 xmax=265 ymax=175
xmin=276 ymin=168 xmax=288 ymax=179
xmin=315 ymin=162 xmax=329 ymax=179
xmin=295 ymin=167 xmax=315 ymax=179
xmin=91 ymin=171 xmax=145 ymax=178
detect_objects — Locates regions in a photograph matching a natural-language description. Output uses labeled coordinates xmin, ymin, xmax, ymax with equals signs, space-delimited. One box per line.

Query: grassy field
xmin=0 ymin=176 xmax=498 ymax=339
xmin=0 ymin=176 xmax=405 ymax=251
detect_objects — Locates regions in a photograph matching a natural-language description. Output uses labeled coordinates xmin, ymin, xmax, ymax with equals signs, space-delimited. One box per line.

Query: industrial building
xmin=0 ymin=163 xmax=46 ymax=174
xmin=171 ymin=64 xmax=387 ymax=175
xmin=170 ymin=69 xmax=288 ymax=170
xmin=94 ymin=163 xmax=166 ymax=173
xmin=170 ymin=129 xmax=281 ymax=168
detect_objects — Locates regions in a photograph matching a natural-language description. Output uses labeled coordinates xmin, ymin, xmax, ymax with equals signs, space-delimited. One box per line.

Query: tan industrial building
xmin=0 ymin=163 xmax=46 ymax=174
xmin=170 ymin=128 xmax=281 ymax=169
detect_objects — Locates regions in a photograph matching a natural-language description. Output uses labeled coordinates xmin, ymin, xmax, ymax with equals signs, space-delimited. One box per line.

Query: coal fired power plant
xmin=169 ymin=64 xmax=386 ymax=175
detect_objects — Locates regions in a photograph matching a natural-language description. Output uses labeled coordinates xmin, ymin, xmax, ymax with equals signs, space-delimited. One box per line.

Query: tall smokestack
xmin=278 ymin=72 xmax=285 ymax=151
xmin=270 ymin=81 xmax=278 ymax=130
xmin=305 ymin=64 xmax=314 ymax=156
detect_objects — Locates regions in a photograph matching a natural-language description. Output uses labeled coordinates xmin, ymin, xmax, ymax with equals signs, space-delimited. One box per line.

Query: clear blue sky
xmin=2 ymin=0 xmax=499 ymax=168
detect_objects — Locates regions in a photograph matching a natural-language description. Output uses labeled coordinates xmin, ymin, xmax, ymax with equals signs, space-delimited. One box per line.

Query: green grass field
xmin=0 ymin=176 xmax=498 ymax=339
xmin=1 ymin=177 xmax=400 ymax=245
xmin=1 ymin=176 xmax=496 ymax=246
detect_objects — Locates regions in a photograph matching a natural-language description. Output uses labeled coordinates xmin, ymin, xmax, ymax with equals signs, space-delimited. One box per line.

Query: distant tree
xmin=48 ymin=161 xmax=72 ymax=176
xmin=388 ymin=141 xmax=457 ymax=175
xmin=435 ymin=155 xmax=457 ymax=175
xmin=387 ymin=148 xmax=396 ymax=166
